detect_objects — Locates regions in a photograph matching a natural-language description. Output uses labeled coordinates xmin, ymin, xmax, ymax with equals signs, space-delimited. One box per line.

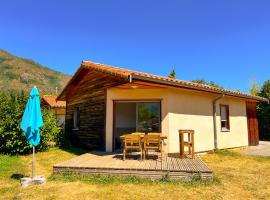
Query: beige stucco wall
xmin=106 ymin=87 xmax=249 ymax=153
xmin=216 ymin=98 xmax=249 ymax=149
xmin=56 ymin=114 xmax=66 ymax=126
xmin=167 ymin=88 xmax=249 ymax=153
xmin=52 ymin=108 xmax=66 ymax=126
xmin=167 ymin=89 xmax=215 ymax=152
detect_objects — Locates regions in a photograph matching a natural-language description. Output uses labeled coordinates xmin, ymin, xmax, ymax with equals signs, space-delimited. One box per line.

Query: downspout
xmin=212 ymin=93 xmax=224 ymax=150
xmin=128 ymin=74 xmax=132 ymax=83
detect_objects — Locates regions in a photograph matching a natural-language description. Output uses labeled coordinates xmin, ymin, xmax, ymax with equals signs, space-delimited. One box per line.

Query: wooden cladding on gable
xmin=65 ymin=70 xmax=127 ymax=150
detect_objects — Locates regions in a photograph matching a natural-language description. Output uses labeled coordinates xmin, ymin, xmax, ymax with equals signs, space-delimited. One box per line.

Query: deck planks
xmin=53 ymin=152 xmax=213 ymax=180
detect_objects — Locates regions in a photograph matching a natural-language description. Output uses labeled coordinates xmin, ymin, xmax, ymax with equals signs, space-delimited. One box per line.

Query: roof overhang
xmin=57 ymin=61 xmax=269 ymax=103
xmin=130 ymin=74 xmax=268 ymax=103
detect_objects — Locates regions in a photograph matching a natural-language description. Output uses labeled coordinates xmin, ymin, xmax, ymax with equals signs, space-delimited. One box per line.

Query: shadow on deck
xmin=53 ymin=152 xmax=213 ymax=180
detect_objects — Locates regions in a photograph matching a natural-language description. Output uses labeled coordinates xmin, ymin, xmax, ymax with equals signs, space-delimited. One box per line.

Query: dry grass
xmin=0 ymin=147 xmax=270 ymax=200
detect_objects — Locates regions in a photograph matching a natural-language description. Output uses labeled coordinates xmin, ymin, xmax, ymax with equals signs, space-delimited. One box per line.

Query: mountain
xmin=0 ymin=49 xmax=70 ymax=94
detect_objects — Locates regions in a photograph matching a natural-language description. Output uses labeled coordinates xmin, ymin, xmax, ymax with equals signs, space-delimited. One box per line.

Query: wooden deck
xmin=53 ymin=152 xmax=213 ymax=180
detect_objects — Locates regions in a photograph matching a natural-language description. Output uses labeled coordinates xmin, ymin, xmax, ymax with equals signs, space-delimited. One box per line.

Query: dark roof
xmin=58 ymin=61 xmax=269 ymax=103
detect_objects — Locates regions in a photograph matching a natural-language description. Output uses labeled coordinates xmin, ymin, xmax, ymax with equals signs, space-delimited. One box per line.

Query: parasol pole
xmin=32 ymin=146 xmax=35 ymax=179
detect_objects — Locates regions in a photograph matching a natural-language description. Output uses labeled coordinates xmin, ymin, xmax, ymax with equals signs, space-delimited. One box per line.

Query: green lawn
xmin=0 ymin=147 xmax=270 ymax=200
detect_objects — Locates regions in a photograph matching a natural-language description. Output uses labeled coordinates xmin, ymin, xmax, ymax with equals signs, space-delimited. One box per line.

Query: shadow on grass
xmin=10 ymin=173 xmax=25 ymax=180
xmin=59 ymin=146 xmax=89 ymax=156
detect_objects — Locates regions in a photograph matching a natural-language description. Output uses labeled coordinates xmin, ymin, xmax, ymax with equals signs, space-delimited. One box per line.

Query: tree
xmin=257 ymin=80 xmax=270 ymax=140
xmin=192 ymin=79 xmax=222 ymax=88
xmin=0 ymin=90 xmax=61 ymax=154
xmin=168 ymin=69 xmax=176 ymax=79
xmin=249 ymin=79 xmax=261 ymax=96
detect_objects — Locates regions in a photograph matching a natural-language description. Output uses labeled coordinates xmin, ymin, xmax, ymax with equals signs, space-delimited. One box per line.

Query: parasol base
xmin=20 ymin=176 xmax=46 ymax=187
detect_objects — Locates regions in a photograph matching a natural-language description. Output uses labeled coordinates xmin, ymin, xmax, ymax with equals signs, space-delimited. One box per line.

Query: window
xmin=73 ymin=107 xmax=80 ymax=129
xmin=220 ymin=104 xmax=230 ymax=131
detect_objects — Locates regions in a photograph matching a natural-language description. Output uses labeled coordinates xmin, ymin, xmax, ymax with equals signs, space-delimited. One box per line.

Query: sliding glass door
xmin=114 ymin=101 xmax=161 ymax=150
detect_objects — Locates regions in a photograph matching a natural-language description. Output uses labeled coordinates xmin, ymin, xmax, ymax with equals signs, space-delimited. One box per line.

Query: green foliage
xmin=192 ymin=79 xmax=222 ymax=88
xmin=3 ymin=72 xmax=19 ymax=80
xmin=44 ymin=74 xmax=59 ymax=86
xmin=0 ymin=154 xmax=26 ymax=179
xmin=0 ymin=57 xmax=5 ymax=63
xmin=160 ymin=171 xmax=170 ymax=182
xmin=49 ymin=172 xmax=150 ymax=184
xmin=39 ymin=109 xmax=61 ymax=151
xmin=257 ymin=80 xmax=270 ymax=140
xmin=55 ymin=128 xmax=69 ymax=148
xmin=0 ymin=65 xmax=12 ymax=70
xmin=168 ymin=69 xmax=176 ymax=79
xmin=213 ymin=149 xmax=240 ymax=157
xmin=258 ymin=80 xmax=270 ymax=99
xmin=0 ymin=91 xmax=61 ymax=155
xmin=0 ymin=91 xmax=31 ymax=154
xmin=249 ymin=79 xmax=261 ymax=96
xmin=49 ymin=171 xmax=217 ymax=186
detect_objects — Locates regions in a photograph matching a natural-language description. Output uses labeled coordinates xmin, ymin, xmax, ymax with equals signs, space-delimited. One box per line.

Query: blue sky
xmin=0 ymin=0 xmax=269 ymax=93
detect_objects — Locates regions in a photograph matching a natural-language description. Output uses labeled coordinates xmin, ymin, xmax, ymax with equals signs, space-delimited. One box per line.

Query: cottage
xmin=57 ymin=61 xmax=268 ymax=153
xmin=41 ymin=95 xmax=66 ymax=126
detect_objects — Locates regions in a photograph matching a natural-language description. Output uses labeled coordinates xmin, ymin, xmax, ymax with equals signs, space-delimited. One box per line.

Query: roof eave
xmin=57 ymin=64 xmax=86 ymax=101
xmin=81 ymin=61 xmax=130 ymax=80
xmin=131 ymin=74 xmax=268 ymax=102
xmin=57 ymin=62 xmax=130 ymax=101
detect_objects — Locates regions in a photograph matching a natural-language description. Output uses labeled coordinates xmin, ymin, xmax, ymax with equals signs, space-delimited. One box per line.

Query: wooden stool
xmin=179 ymin=130 xmax=195 ymax=159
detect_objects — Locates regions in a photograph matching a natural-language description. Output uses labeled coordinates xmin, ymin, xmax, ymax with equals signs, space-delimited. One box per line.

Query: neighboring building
xmin=57 ymin=61 xmax=268 ymax=153
xmin=41 ymin=95 xmax=66 ymax=126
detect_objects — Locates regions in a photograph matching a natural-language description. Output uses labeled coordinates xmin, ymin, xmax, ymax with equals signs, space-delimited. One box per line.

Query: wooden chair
xmin=179 ymin=130 xmax=195 ymax=159
xmin=143 ymin=134 xmax=162 ymax=160
xmin=123 ymin=134 xmax=143 ymax=161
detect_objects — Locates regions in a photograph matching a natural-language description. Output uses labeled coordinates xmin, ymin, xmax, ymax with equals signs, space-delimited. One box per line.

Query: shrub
xmin=0 ymin=91 xmax=30 ymax=154
xmin=0 ymin=90 xmax=60 ymax=155
xmin=39 ymin=108 xmax=61 ymax=151
xmin=257 ymin=80 xmax=270 ymax=140
xmin=55 ymin=127 xmax=68 ymax=148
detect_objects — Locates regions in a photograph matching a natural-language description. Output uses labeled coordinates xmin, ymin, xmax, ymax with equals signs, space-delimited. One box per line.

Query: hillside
xmin=0 ymin=49 xmax=70 ymax=94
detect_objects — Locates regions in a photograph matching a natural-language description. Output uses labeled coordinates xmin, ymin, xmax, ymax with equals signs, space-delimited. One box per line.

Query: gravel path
xmin=241 ymin=141 xmax=270 ymax=157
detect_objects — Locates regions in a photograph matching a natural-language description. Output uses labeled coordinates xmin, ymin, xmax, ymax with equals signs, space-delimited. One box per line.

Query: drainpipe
xmin=212 ymin=93 xmax=224 ymax=150
xmin=128 ymin=74 xmax=132 ymax=83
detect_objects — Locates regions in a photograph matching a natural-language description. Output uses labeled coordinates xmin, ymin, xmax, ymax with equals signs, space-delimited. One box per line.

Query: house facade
xmin=57 ymin=61 xmax=268 ymax=153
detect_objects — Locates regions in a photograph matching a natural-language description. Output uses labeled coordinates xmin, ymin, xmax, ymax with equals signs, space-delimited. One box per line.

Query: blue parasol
xmin=20 ymin=86 xmax=43 ymax=179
